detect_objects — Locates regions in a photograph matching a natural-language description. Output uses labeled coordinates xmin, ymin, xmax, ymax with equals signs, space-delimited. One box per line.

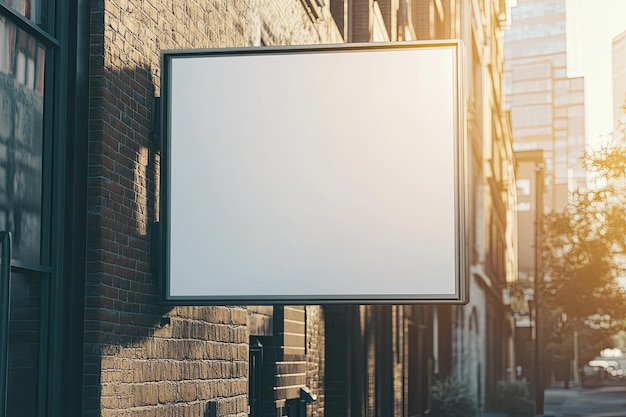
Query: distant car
xmin=581 ymin=365 xmax=604 ymax=388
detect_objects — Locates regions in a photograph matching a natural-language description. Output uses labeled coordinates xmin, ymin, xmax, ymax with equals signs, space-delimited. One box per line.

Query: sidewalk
xmin=484 ymin=385 xmax=626 ymax=417
xmin=542 ymin=387 xmax=582 ymax=417
xmin=480 ymin=389 xmax=575 ymax=417
xmin=540 ymin=385 xmax=626 ymax=417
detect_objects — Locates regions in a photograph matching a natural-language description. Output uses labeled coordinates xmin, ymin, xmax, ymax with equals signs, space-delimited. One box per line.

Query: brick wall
xmin=86 ymin=0 xmax=341 ymax=416
xmin=305 ymin=306 xmax=325 ymax=417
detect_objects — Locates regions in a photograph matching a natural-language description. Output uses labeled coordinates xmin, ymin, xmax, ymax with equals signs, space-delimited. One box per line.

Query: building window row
xmin=506 ymin=38 xmax=565 ymax=58
xmin=511 ymin=1 xmax=565 ymax=21
xmin=504 ymin=21 xmax=565 ymax=42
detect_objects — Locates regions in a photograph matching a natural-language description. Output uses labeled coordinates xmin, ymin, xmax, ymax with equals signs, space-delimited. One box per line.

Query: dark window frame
xmin=0 ymin=0 xmax=87 ymax=415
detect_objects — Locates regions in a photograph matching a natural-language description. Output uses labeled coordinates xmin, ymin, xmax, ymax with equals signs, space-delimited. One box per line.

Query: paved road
xmin=543 ymin=385 xmax=626 ymax=417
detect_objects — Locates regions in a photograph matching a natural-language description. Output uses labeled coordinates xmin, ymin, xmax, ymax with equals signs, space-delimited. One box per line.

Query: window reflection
xmin=0 ymin=0 xmax=47 ymax=28
xmin=0 ymin=17 xmax=44 ymax=262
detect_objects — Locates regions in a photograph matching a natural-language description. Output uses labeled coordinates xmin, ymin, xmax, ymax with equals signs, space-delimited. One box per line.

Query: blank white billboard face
xmin=162 ymin=42 xmax=466 ymax=304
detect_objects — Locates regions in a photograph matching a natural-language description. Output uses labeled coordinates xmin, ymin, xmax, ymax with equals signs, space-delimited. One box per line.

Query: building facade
xmin=0 ymin=0 xmax=517 ymax=416
xmin=504 ymin=0 xmax=586 ymax=217
xmin=512 ymin=148 xmax=544 ymax=385
xmin=456 ymin=0 xmax=518 ymax=407
xmin=613 ymin=29 xmax=626 ymax=131
xmin=504 ymin=0 xmax=588 ymax=397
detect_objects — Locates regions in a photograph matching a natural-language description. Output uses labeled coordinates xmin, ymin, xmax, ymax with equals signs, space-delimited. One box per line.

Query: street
xmin=543 ymin=386 xmax=626 ymax=417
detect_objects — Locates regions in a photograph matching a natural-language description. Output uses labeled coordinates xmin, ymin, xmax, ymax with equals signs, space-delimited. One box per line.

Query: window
xmin=517 ymin=179 xmax=531 ymax=196
xmin=0 ymin=16 xmax=48 ymax=417
xmin=0 ymin=19 xmax=45 ymax=262
xmin=0 ymin=0 xmax=74 ymax=415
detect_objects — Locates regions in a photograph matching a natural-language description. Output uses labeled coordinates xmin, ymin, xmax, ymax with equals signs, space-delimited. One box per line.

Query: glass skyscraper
xmin=504 ymin=0 xmax=586 ymax=212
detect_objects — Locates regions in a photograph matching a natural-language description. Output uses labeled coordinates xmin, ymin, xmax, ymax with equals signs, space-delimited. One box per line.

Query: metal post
xmin=573 ymin=330 xmax=580 ymax=386
xmin=534 ymin=166 xmax=544 ymax=415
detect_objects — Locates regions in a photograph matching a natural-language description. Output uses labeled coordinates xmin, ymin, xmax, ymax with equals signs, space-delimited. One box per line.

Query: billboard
xmin=160 ymin=41 xmax=467 ymax=304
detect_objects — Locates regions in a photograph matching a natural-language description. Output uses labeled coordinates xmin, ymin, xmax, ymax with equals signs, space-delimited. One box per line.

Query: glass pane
xmin=0 ymin=17 xmax=44 ymax=263
xmin=0 ymin=0 xmax=48 ymax=28
xmin=6 ymin=272 xmax=42 ymax=417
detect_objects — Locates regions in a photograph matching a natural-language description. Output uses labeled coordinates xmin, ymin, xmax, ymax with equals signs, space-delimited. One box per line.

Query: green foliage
xmin=583 ymin=144 xmax=626 ymax=256
xmin=611 ymin=328 xmax=626 ymax=351
xmin=430 ymin=377 xmax=478 ymax=417
xmin=541 ymin=143 xmax=626 ymax=324
xmin=542 ymin=209 xmax=620 ymax=320
xmin=539 ymin=140 xmax=626 ymax=393
xmin=569 ymin=326 xmax=613 ymax=364
xmin=493 ymin=381 xmax=534 ymax=417
xmin=508 ymin=280 xmax=531 ymax=315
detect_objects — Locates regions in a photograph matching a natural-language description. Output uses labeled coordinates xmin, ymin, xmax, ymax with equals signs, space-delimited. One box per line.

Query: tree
xmin=538 ymin=139 xmax=625 ymax=385
xmin=541 ymin=128 xmax=626 ymax=326
xmin=541 ymin=200 xmax=624 ymax=322
xmin=521 ymin=103 xmax=626 ymax=385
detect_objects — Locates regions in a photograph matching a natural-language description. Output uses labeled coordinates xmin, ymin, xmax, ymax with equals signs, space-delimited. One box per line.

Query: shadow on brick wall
xmin=84 ymin=53 xmax=249 ymax=415
xmin=84 ymin=59 xmax=166 ymax=413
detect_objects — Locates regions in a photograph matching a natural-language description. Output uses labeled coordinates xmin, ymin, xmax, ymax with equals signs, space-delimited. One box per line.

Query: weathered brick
xmin=178 ymin=382 xmax=197 ymax=402
xmin=133 ymin=383 xmax=158 ymax=406
xmin=85 ymin=0 xmax=341 ymax=415
xmin=157 ymin=381 xmax=178 ymax=404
